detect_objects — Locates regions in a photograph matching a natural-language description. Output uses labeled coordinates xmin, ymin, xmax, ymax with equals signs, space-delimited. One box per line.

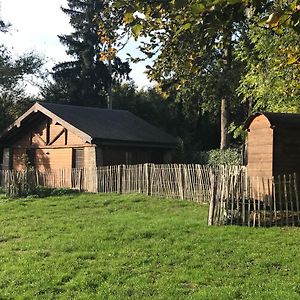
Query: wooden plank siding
xmin=35 ymin=148 xmax=72 ymax=170
xmin=245 ymin=112 xmax=300 ymax=180
xmin=100 ymin=146 xmax=166 ymax=166
xmin=247 ymin=115 xmax=273 ymax=179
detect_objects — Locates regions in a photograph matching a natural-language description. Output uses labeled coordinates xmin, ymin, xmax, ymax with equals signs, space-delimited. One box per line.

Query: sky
xmin=0 ymin=0 xmax=151 ymax=94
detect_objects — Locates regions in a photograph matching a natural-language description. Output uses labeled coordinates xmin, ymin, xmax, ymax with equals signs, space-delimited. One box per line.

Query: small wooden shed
xmin=244 ymin=112 xmax=300 ymax=178
xmin=0 ymin=102 xmax=177 ymax=171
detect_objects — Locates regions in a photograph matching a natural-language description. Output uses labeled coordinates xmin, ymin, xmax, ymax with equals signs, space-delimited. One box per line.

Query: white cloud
xmin=1 ymin=0 xmax=71 ymax=63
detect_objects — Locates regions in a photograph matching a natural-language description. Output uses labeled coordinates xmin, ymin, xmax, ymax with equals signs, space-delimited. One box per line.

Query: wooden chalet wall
xmin=9 ymin=114 xmax=95 ymax=171
xmin=246 ymin=112 xmax=300 ymax=179
xmin=96 ymin=146 xmax=171 ymax=166
xmin=247 ymin=115 xmax=273 ymax=179
xmin=1 ymin=103 xmax=177 ymax=170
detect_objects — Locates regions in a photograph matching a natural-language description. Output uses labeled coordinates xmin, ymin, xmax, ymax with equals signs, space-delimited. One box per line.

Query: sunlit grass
xmin=0 ymin=193 xmax=300 ymax=299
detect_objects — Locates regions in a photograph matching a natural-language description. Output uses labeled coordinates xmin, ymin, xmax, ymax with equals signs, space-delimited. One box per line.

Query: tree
xmin=111 ymin=0 xmax=299 ymax=148
xmin=42 ymin=0 xmax=130 ymax=108
xmin=237 ymin=1 xmax=300 ymax=113
xmin=113 ymin=1 xmax=261 ymax=149
xmin=0 ymin=45 xmax=43 ymax=131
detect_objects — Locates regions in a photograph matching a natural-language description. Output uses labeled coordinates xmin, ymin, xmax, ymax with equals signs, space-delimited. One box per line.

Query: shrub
xmin=4 ymin=185 xmax=80 ymax=199
xmin=30 ymin=186 xmax=80 ymax=198
xmin=198 ymin=148 xmax=243 ymax=165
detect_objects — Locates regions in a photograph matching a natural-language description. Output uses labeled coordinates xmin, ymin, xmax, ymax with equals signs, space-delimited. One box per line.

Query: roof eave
xmin=93 ymin=138 xmax=177 ymax=149
xmin=243 ymin=112 xmax=263 ymax=130
xmin=0 ymin=102 xmax=93 ymax=144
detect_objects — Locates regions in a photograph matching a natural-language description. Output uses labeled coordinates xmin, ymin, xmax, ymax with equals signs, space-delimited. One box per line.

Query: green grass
xmin=1 ymin=193 xmax=300 ymax=299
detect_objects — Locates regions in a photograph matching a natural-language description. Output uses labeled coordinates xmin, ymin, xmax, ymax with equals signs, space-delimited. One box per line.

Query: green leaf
xmin=273 ymin=27 xmax=284 ymax=34
xmin=123 ymin=12 xmax=134 ymax=24
xmin=191 ymin=3 xmax=205 ymax=16
xmin=287 ymin=56 xmax=299 ymax=65
xmin=182 ymin=23 xmax=191 ymax=30
xmin=132 ymin=24 xmax=143 ymax=37
xmin=174 ymin=22 xmax=191 ymax=37
xmin=266 ymin=12 xmax=281 ymax=27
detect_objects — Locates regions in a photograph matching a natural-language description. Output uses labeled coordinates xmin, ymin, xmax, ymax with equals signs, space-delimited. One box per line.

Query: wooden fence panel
xmin=208 ymin=172 xmax=300 ymax=227
xmin=0 ymin=163 xmax=218 ymax=202
xmin=97 ymin=166 xmax=119 ymax=193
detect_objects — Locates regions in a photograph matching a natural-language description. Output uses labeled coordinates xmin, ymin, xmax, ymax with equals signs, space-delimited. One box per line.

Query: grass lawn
xmin=1 ymin=193 xmax=300 ymax=299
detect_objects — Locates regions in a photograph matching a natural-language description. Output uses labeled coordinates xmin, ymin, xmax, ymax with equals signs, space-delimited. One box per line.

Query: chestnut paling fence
xmin=0 ymin=164 xmax=215 ymax=202
xmin=208 ymin=170 xmax=300 ymax=227
xmin=0 ymin=164 xmax=299 ymax=227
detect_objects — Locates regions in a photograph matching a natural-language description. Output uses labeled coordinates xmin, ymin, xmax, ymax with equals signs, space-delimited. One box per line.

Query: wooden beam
xmin=46 ymin=119 xmax=51 ymax=145
xmin=65 ymin=129 xmax=68 ymax=145
xmin=36 ymin=103 xmax=91 ymax=142
xmin=48 ymin=128 xmax=65 ymax=145
xmin=33 ymin=133 xmax=47 ymax=146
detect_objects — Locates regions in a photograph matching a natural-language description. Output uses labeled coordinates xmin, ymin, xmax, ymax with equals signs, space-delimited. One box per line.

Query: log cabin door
xmin=72 ymin=148 xmax=84 ymax=191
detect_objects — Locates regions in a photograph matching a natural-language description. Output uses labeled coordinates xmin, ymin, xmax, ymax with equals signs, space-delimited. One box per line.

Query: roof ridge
xmin=244 ymin=111 xmax=300 ymax=130
xmin=38 ymin=101 xmax=130 ymax=113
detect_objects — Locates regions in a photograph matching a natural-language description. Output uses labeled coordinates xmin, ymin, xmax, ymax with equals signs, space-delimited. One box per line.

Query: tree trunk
xmin=107 ymin=58 xmax=113 ymax=109
xmin=220 ymin=97 xmax=229 ymax=149
xmin=219 ymin=28 xmax=232 ymax=150
xmin=248 ymin=97 xmax=253 ymax=116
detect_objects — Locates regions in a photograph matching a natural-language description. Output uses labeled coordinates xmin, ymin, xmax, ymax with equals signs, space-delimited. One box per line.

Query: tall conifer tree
xmin=43 ymin=0 xmax=130 ymax=107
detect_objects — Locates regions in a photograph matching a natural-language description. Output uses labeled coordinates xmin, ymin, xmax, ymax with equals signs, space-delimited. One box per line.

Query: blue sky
xmin=0 ymin=0 xmax=151 ymax=93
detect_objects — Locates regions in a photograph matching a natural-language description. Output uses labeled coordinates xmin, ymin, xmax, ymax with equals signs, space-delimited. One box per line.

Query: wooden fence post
xmin=147 ymin=164 xmax=152 ymax=196
xmin=118 ymin=165 xmax=123 ymax=194
xmin=180 ymin=164 xmax=185 ymax=200
xmin=79 ymin=168 xmax=84 ymax=192
xmin=208 ymin=169 xmax=215 ymax=226
xmin=144 ymin=163 xmax=148 ymax=195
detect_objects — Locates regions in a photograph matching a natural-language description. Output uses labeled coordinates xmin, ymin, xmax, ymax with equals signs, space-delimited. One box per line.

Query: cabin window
xmin=2 ymin=148 xmax=12 ymax=170
xmin=72 ymin=148 xmax=84 ymax=169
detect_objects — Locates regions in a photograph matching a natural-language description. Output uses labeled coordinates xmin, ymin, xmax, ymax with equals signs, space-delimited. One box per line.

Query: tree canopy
xmin=109 ymin=0 xmax=300 ymax=148
xmin=238 ymin=23 xmax=300 ymax=113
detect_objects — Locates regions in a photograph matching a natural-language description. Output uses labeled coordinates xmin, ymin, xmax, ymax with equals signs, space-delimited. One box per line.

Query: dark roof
xmin=244 ymin=112 xmax=300 ymax=130
xmin=0 ymin=102 xmax=177 ymax=147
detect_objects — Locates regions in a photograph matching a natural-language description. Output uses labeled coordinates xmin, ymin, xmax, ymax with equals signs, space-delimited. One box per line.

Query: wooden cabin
xmin=0 ymin=102 xmax=177 ymax=171
xmin=244 ymin=112 xmax=300 ymax=178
